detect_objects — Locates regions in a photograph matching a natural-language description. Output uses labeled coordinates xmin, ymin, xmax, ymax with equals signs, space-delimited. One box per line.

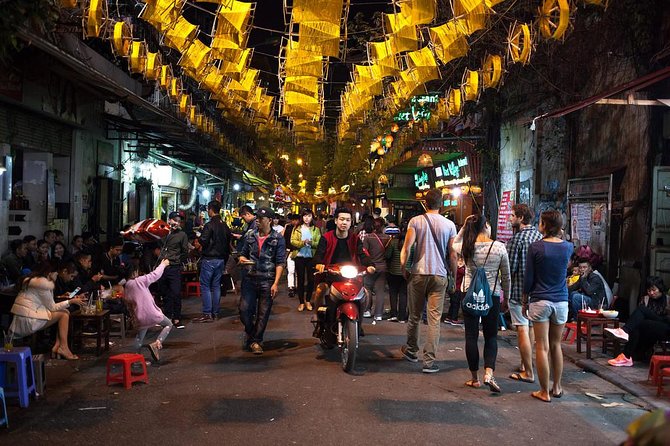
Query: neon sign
xmin=414 ymin=170 xmax=430 ymax=190
xmin=434 ymin=156 xmax=469 ymax=189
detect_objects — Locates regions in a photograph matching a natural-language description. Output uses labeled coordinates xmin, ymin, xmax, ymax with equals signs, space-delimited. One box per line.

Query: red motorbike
xmin=312 ymin=264 xmax=367 ymax=373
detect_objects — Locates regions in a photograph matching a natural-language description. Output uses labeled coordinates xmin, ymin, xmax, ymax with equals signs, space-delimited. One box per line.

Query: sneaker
xmin=250 ymin=342 xmax=263 ymax=355
xmin=447 ymin=319 xmax=464 ymax=326
xmin=422 ymin=364 xmax=440 ymax=373
xmin=605 ymin=327 xmax=629 ymax=342
xmin=363 ymin=311 xmax=372 ymax=318
xmin=607 ymin=353 xmax=633 ymax=367
xmin=374 ymin=316 xmax=382 ymax=321
xmin=192 ymin=314 xmax=213 ymax=323
xmin=399 ymin=320 xmax=407 ymax=324
xmin=148 ymin=341 xmax=161 ymax=362
xmin=389 ymin=316 xmax=398 ymax=322
xmin=401 ymin=345 xmax=418 ymax=363
xmin=172 ymin=319 xmax=185 ymax=329
xmin=305 ymin=302 xmax=313 ymax=311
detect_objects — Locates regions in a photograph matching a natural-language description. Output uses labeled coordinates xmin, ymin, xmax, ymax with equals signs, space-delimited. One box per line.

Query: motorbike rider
xmin=312 ymin=207 xmax=375 ymax=310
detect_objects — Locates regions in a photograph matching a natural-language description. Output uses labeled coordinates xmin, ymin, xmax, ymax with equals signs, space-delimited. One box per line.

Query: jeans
xmin=160 ymin=265 xmax=182 ymax=320
xmin=464 ymin=295 xmax=501 ymax=372
xmin=447 ymin=291 xmax=463 ymax=321
xmin=364 ymin=271 xmax=387 ymax=318
xmin=286 ymin=254 xmax=296 ymax=289
xmin=200 ymin=258 xmax=225 ymax=315
xmin=623 ymin=306 xmax=670 ymax=358
xmin=387 ymin=273 xmax=407 ymax=320
xmin=295 ymin=256 xmax=314 ymax=304
xmin=134 ymin=316 xmax=173 ymax=351
xmin=239 ymin=277 xmax=274 ymax=344
xmin=569 ymin=291 xmax=599 ymax=320
xmin=406 ymin=274 xmax=448 ymax=367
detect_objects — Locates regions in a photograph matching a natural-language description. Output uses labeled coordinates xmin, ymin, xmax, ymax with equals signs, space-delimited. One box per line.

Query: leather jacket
xmin=200 ymin=215 xmax=231 ymax=261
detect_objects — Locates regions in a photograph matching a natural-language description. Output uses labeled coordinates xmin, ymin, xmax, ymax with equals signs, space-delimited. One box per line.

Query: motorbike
xmin=312 ymin=264 xmax=367 ymax=373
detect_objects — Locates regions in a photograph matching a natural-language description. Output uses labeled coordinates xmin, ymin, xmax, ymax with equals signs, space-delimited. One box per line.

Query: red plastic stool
xmin=648 ymin=355 xmax=670 ymax=385
xmin=562 ymin=322 xmax=578 ymax=344
xmin=656 ymin=367 xmax=670 ymax=396
xmin=185 ymin=282 xmax=200 ymax=298
xmin=106 ymin=353 xmax=148 ymax=389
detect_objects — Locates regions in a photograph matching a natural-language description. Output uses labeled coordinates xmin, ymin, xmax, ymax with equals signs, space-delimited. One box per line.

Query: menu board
xmin=497 ymin=190 xmax=514 ymax=242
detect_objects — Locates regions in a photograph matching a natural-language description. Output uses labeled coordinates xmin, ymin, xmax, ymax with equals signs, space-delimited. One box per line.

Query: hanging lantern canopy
xmin=417 ymin=153 xmax=433 ymax=168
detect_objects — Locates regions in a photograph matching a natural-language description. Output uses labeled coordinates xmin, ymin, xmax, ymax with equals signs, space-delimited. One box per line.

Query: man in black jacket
xmin=158 ymin=211 xmax=190 ymax=328
xmin=568 ymin=258 xmax=609 ymax=320
xmin=193 ymin=201 xmax=231 ymax=322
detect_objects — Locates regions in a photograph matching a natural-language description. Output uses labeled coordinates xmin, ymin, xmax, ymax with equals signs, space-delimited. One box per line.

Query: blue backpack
xmin=462 ymin=243 xmax=498 ymax=317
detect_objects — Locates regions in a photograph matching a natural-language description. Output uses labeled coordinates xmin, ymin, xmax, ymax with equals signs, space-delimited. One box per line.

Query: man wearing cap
xmin=237 ymin=207 xmax=286 ymax=354
xmin=193 ymin=200 xmax=232 ymax=323
xmin=158 ymin=211 xmax=189 ymax=328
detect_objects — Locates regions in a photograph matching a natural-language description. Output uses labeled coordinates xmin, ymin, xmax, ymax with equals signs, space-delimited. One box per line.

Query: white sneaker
xmin=605 ymin=327 xmax=629 ymax=341
xmin=363 ymin=311 xmax=372 ymax=318
xmin=374 ymin=316 xmax=382 ymax=321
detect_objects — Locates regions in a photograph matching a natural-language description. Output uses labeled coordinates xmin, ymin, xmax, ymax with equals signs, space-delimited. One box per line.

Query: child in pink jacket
xmin=124 ymin=259 xmax=172 ymax=362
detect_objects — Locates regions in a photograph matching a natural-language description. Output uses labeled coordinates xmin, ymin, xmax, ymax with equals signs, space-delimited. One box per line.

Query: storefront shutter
xmin=0 ymin=105 xmax=73 ymax=155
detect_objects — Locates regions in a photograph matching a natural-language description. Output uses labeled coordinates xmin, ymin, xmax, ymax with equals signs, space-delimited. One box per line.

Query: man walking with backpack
xmin=400 ymin=189 xmax=458 ymax=373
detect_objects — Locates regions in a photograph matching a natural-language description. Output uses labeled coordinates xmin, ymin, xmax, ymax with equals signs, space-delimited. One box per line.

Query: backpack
xmin=462 ymin=243 xmax=498 ymax=317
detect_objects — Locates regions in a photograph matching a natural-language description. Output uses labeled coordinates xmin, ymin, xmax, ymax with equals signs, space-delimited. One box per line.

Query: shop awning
xmin=243 ymin=170 xmax=272 ymax=188
xmin=385 ymin=187 xmax=419 ymax=202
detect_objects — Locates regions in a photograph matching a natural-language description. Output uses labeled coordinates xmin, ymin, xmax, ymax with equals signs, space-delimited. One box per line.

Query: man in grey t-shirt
xmin=400 ymin=189 xmax=458 ymax=373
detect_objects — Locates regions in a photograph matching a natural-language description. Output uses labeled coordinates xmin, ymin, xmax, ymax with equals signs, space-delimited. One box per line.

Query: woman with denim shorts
xmin=523 ymin=210 xmax=573 ymax=402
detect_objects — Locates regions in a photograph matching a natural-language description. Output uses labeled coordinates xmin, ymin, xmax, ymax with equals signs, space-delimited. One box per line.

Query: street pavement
xmin=1 ymin=289 xmax=666 ymax=445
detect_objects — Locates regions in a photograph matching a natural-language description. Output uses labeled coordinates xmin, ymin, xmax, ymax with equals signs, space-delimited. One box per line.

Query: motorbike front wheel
xmin=341 ymin=318 xmax=358 ymax=373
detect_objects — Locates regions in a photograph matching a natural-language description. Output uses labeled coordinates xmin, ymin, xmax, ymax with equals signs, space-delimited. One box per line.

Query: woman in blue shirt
xmin=524 ymin=210 xmax=573 ymax=403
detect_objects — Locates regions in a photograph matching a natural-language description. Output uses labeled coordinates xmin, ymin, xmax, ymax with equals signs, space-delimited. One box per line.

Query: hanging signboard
xmin=434 ymin=155 xmax=470 ymax=188
xmin=414 ymin=170 xmax=431 ymax=190
xmin=497 ymin=190 xmax=514 ymax=242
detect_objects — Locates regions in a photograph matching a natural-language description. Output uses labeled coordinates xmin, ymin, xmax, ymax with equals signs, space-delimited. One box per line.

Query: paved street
xmin=0 ymin=291 xmax=656 ymax=445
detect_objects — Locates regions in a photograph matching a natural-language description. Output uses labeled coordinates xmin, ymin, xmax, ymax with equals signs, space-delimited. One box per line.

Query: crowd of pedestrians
xmin=3 ymin=187 xmax=665 ymax=400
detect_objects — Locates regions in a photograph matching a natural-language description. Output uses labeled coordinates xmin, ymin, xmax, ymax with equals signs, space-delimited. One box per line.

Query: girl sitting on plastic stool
xmin=123 ymin=259 xmax=172 ymax=362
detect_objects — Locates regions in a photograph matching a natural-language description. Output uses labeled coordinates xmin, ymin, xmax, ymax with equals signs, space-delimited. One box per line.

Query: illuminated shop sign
xmin=434 ymin=156 xmax=470 ymax=188
xmin=414 ymin=170 xmax=431 ymax=190
xmin=394 ymin=94 xmax=440 ymax=123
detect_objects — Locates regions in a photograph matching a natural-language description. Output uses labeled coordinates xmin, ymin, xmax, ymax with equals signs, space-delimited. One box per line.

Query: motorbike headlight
xmin=340 ymin=265 xmax=358 ymax=279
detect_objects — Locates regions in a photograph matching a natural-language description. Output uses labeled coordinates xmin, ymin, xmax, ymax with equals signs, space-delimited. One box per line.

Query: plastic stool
xmin=563 ymin=322 xmax=578 ymax=344
xmin=185 ymin=282 xmax=201 ymax=298
xmin=109 ymin=314 xmax=126 ymax=338
xmin=106 ymin=353 xmax=149 ymax=389
xmin=648 ymin=355 xmax=670 ymax=385
xmin=0 ymin=387 xmax=8 ymax=428
xmin=657 ymin=367 xmax=670 ymax=396
xmin=0 ymin=347 xmax=36 ymax=408
xmin=32 ymin=354 xmax=46 ymax=397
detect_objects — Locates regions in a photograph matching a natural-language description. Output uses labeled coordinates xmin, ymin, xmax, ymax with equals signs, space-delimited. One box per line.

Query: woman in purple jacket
xmin=124 ymin=259 xmax=172 ymax=362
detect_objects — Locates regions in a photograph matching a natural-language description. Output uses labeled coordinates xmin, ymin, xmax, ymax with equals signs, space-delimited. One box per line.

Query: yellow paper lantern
xmin=538 ymin=0 xmax=572 ymax=41
xmin=508 ymin=23 xmax=533 ymax=65
xmin=112 ymin=21 xmax=132 ymax=57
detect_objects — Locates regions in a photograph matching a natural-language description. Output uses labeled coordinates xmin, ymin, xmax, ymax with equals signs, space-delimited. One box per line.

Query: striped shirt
xmin=506 ymin=226 xmax=543 ymax=303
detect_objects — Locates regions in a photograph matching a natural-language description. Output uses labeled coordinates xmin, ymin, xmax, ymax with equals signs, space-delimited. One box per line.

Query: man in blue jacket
xmin=237 ymin=207 xmax=286 ymax=355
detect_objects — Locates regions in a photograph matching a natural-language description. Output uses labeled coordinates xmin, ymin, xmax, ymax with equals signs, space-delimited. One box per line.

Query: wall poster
xmin=497 ymin=190 xmax=514 ymax=243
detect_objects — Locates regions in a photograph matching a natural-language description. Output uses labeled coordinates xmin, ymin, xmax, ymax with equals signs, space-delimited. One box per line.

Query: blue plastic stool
xmin=0 ymin=347 xmax=36 ymax=408
xmin=0 ymin=387 xmax=7 ymax=427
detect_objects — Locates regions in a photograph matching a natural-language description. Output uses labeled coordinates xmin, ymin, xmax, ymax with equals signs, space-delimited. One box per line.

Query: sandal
xmin=465 ymin=379 xmax=481 ymax=388
xmin=484 ymin=374 xmax=501 ymax=393
xmin=531 ymin=390 xmax=551 ymax=403
xmin=509 ymin=372 xmax=535 ymax=383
